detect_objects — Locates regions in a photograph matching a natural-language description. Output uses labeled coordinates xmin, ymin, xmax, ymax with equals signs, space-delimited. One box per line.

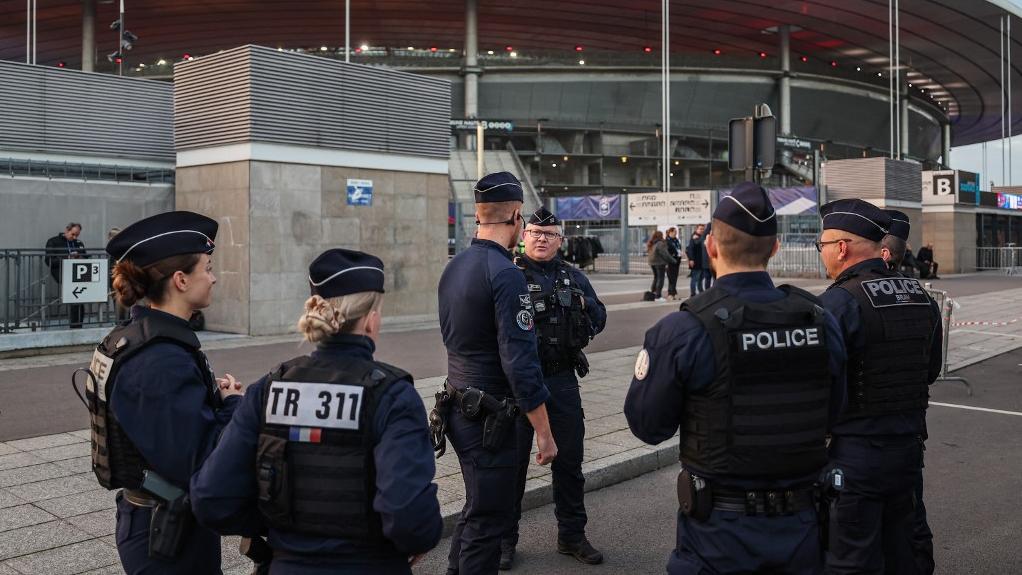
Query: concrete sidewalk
xmin=0 ymin=285 xmax=1018 ymax=574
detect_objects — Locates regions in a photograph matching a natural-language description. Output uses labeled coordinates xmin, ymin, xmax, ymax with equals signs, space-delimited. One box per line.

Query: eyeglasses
xmin=525 ymin=229 xmax=563 ymax=241
xmin=814 ymin=238 xmax=855 ymax=252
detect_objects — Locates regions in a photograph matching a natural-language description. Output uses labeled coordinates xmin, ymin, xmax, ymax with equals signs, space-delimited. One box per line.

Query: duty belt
xmin=122 ymin=488 xmax=157 ymax=508
xmin=712 ymin=487 xmax=815 ymax=516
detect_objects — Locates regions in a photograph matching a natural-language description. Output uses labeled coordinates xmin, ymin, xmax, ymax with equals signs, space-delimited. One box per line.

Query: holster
xmin=429 ymin=383 xmax=453 ymax=458
xmin=148 ymin=494 xmax=193 ymax=561
xmin=445 ymin=381 xmax=520 ymax=452
xmin=239 ymin=536 xmax=273 ymax=575
xmin=676 ymin=469 xmax=712 ymax=522
xmin=816 ymin=467 xmax=845 ymax=552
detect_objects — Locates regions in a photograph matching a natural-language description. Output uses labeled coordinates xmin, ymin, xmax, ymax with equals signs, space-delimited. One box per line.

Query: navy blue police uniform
xmin=190 ymin=249 xmax=441 ymax=574
xmin=624 ymin=183 xmax=848 ymax=575
xmin=820 ymin=202 xmax=942 ymax=575
xmin=502 ymin=207 xmax=608 ymax=567
xmin=439 ymin=172 xmax=550 ymax=575
xmin=80 ymin=211 xmax=237 ymax=574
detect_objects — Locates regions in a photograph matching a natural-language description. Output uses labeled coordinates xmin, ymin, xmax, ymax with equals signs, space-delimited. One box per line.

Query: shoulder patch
xmin=516 ymin=309 xmax=534 ymax=331
xmin=519 ymin=294 xmax=532 ymax=307
xmin=634 ymin=348 xmax=650 ymax=381
xmin=860 ymin=278 xmax=931 ymax=308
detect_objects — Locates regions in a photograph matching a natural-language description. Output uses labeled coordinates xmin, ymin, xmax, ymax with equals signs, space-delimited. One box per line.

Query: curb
xmin=438 ymin=441 xmax=679 ymax=537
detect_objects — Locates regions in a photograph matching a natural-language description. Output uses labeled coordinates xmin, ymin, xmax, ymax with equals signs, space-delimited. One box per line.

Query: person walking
xmin=665 ymin=227 xmax=683 ymax=301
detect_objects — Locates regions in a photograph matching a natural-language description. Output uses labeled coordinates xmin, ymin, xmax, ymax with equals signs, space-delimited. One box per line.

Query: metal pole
xmin=344 ymin=0 xmax=350 ymax=63
xmin=476 ymin=121 xmax=484 ymax=180
xmin=464 ymin=0 xmax=479 ymax=119
xmin=889 ymin=0 xmax=894 ymax=158
xmin=82 ymin=0 xmax=95 ymax=72
xmin=1009 ymin=15 xmax=1013 ymax=186
xmin=895 ymin=0 xmax=901 ymax=159
xmin=619 ymin=199 xmax=629 ymax=273
xmin=32 ymin=0 xmax=36 ymax=64
xmin=1003 ymin=16 xmax=1007 ymax=186
xmin=26 ymin=0 xmax=30 ymax=63
xmin=662 ymin=0 xmax=670 ymax=193
xmin=454 ymin=201 xmax=465 ymax=254
xmin=118 ymin=0 xmax=124 ymax=75
xmin=780 ymin=25 xmax=791 ymax=136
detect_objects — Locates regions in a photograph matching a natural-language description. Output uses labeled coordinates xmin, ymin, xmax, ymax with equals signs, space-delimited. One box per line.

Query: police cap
xmin=474 ymin=171 xmax=524 ymax=204
xmin=820 ymin=199 xmax=891 ymax=242
xmin=309 ymin=249 xmax=385 ymax=298
xmin=106 ymin=211 xmax=217 ymax=267
xmin=714 ymin=182 xmax=777 ymax=236
xmin=885 ymin=210 xmax=911 ymax=241
xmin=527 ymin=207 xmax=560 ymax=227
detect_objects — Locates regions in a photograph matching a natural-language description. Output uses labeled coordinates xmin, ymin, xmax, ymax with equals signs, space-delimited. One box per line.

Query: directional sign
xmin=61 ymin=258 xmax=108 ymax=304
xmin=627 ymin=191 xmax=712 ymax=227
xmin=346 ymin=179 xmax=373 ymax=206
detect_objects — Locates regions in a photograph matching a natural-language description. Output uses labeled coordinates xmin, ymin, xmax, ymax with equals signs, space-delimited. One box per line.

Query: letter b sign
xmin=933 ymin=175 xmax=954 ymax=197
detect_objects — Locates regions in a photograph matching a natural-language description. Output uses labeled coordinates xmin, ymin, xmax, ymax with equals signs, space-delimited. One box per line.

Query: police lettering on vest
xmin=860 ymin=277 xmax=931 ymax=308
xmin=738 ymin=327 xmax=821 ymax=351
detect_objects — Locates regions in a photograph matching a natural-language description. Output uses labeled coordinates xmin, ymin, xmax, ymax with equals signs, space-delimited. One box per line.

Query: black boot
xmin=499 ymin=542 xmax=516 ymax=570
xmin=557 ymin=537 xmax=604 ymax=565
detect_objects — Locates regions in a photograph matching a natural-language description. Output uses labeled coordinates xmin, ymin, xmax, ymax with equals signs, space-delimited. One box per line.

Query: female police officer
xmin=87 ymin=211 xmax=242 ymax=574
xmin=190 ymin=248 xmax=443 ymax=574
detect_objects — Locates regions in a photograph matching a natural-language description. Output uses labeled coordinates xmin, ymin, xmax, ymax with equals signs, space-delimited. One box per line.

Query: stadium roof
xmin=0 ymin=0 xmax=1019 ymax=146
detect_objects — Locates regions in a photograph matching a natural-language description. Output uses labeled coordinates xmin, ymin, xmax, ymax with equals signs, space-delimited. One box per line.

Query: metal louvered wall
xmin=0 ymin=60 xmax=173 ymax=162
xmin=174 ymin=45 xmax=451 ymax=159
xmin=824 ymin=157 xmax=922 ymax=203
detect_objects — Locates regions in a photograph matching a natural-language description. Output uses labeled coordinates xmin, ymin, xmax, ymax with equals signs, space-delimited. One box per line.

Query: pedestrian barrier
xmin=975 ymin=246 xmax=1022 ymax=275
xmin=924 ymin=285 xmax=972 ymax=396
xmin=1 ymin=249 xmax=118 ymax=333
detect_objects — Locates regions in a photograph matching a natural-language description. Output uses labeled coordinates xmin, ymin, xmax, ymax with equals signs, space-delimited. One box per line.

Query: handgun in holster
xmin=816 ymin=467 xmax=845 ymax=551
xmin=429 ymin=383 xmax=453 ymax=458
xmin=142 ymin=470 xmax=194 ymax=561
xmin=445 ymin=381 xmax=520 ymax=452
xmin=239 ymin=536 xmax=273 ymax=575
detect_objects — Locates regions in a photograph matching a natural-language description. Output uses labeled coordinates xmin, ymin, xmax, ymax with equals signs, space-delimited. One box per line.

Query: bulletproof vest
xmin=834 ymin=267 xmax=938 ymax=420
xmin=83 ymin=314 xmax=214 ymax=490
xmin=680 ymin=285 xmax=832 ymax=480
xmin=521 ymin=259 xmax=592 ymax=375
xmin=256 ymin=355 xmax=410 ymax=541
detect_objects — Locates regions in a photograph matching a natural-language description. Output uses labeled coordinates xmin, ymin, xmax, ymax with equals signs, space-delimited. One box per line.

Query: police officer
xmin=500 ymin=208 xmax=607 ymax=569
xmin=439 ymin=171 xmax=558 ymax=575
xmin=624 ymin=182 xmax=847 ymax=574
xmin=83 ymin=211 xmax=241 ymax=574
xmin=191 ymin=249 xmax=442 ymax=574
xmin=816 ymin=199 xmax=943 ymax=574
xmin=880 ymin=210 xmax=911 ymax=272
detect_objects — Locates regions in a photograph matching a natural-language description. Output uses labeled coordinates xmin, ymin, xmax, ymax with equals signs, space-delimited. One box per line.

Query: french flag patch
xmin=289 ymin=427 xmax=322 ymax=443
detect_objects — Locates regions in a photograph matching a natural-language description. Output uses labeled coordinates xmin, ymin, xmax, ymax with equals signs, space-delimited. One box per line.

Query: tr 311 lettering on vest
xmin=737 ymin=328 xmax=821 ymax=352
xmin=265 ymin=381 xmax=364 ymax=431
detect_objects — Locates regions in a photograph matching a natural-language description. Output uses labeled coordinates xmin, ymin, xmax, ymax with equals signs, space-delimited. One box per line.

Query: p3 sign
xmin=61 ymin=259 xmax=108 ymax=303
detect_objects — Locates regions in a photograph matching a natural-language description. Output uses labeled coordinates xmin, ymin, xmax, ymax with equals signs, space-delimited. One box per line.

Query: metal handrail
xmin=505 ymin=141 xmax=544 ymax=212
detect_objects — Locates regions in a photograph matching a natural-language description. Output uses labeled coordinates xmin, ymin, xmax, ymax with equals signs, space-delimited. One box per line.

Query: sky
xmin=948 ymin=0 xmax=1022 ymax=187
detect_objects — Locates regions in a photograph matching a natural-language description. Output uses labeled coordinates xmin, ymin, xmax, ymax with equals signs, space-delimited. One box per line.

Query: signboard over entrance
xmin=61 ymin=258 xmax=108 ymax=304
xmin=627 ymin=191 xmax=712 ymax=227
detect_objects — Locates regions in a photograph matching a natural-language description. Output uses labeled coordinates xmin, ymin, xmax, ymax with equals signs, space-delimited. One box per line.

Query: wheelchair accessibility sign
xmin=61 ymin=259 xmax=109 ymax=304
xmin=346 ymin=179 xmax=374 ymax=206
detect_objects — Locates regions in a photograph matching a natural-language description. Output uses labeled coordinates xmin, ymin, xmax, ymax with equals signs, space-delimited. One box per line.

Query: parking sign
xmin=61 ymin=259 xmax=109 ymax=304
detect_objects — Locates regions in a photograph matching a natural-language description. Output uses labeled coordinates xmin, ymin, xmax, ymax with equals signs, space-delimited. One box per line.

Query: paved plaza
xmin=0 ymin=274 xmax=1019 ymax=573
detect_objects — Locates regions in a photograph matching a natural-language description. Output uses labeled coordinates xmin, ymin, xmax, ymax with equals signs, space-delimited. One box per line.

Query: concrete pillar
xmin=81 ymin=0 xmax=95 ymax=72
xmin=942 ymin=122 xmax=952 ymax=168
xmin=900 ymin=83 xmax=910 ymax=158
xmin=779 ymin=24 xmax=791 ymax=136
xmin=463 ymin=0 xmax=479 ymax=118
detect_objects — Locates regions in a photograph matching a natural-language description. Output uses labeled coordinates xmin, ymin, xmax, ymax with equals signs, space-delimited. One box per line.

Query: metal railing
xmin=923 ymin=285 xmax=972 ymax=395
xmin=3 ymin=158 xmax=175 ymax=185
xmin=975 ymin=246 xmax=1022 ymax=274
xmin=1 ymin=249 xmax=119 ymax=334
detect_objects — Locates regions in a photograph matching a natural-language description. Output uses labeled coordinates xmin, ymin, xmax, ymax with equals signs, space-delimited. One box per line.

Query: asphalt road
xmin=413 ymin=348 xmax=1022 ymax=575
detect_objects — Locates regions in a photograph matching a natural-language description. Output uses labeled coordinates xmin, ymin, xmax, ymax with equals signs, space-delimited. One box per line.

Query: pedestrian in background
xmin=45 ymin=222 xmax=86 ymax=328
xmin=685 ymin=224 xmax=706 ymax=297
xmin=665 ymin=227 xmax=682 ymax=301
xmin=647 ymin=231 xmax=672 ymax=302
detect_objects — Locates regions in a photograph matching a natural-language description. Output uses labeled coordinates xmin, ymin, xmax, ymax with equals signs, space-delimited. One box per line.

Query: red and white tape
xmin=951 ymin=318 xmax=1021 ymax=327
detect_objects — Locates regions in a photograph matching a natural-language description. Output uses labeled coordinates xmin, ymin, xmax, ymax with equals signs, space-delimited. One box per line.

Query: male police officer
xmin=439 ymin=172 xmax=558 ymax=575
xmin=881 ymin=210 xmax=911 ymax=272
xmin=500 ymin=207 xmax=607 ymax=569
xmin=816 ymin=199 xmax=942 ymax=574
xmin=625 ymin=182 xmax=847 ymax=574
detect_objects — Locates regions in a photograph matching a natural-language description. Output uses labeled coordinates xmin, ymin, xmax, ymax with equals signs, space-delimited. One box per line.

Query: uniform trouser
xmin=826 ymin=435 xmax=925 ymax=575
xmin=446 ymin=404 xmax=518 ymax=575
xmin=115 ymin=492 xmax=223 ymax=575
xmin=504 ymin=373 xmax=587 ymax=548
xmin=911 ymin=455 xmax=935 ymax=575
xmin=269 ymin=554 xmax=411 ymax=575
xmin=669 ymin=508 xmax=822 ymax=574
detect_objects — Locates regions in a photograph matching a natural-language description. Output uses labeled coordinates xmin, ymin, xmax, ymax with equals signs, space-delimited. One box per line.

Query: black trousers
xmin=504 ymin=373 xmax=587 ymax=547
xmin=650 ymin=265 xmax=667 ymax=298
xmin=666 ymin=262 xmax=681 ymax=296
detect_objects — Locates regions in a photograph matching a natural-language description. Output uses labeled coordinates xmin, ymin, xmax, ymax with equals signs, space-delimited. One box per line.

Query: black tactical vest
xmin=521 ymin=259 xmax=592 ymax=375
xmin=255 ymin=355 xmax=410 ymax=541
xmin=680 ymin=285 xmax=832 ymax=480
xmin=83 ymin=314 xmax=215 ymax=490
xmin=833 ymin=266 xmax=939 ymax=420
